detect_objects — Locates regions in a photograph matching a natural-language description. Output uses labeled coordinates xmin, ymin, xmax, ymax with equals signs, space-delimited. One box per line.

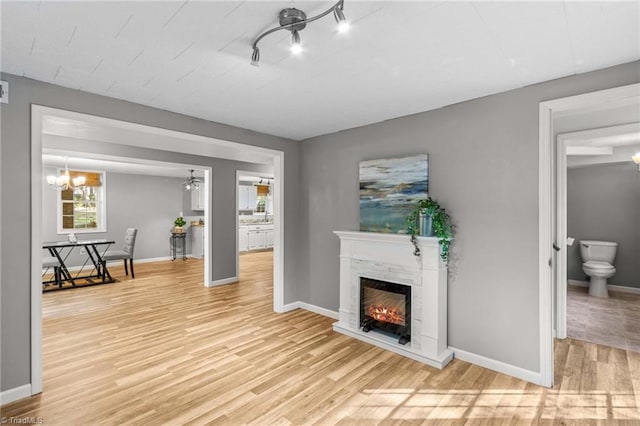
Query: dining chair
xmin=42 ymin=256 xmax=62 ymax=287
xmin=103 ymin=228 xmax=138 ymax=278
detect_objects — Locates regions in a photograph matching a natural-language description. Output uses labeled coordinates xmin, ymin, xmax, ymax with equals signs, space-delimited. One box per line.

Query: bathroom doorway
xmin=558 ymin=124 xmax=640 ymax=351
xmin=539 ymin=83 xmax=640 ymax=387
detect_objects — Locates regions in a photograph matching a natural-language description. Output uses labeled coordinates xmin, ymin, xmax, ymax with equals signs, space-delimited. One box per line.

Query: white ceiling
xmin=567 ymin=143 xmax=640 ymax=168
xmin=2 ymin=1 xmax=639 ymax=140
xmin=561 ymin=122 xmax=640 ymax=167
xmin=42 ymin=153 xmax=206 ymax=178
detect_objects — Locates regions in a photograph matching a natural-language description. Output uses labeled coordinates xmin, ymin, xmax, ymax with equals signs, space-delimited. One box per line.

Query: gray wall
xmin=2 ymin=62 xmax=639 ymax=394
xmin=42 ymin=168 xmax=185 ymax=266
xmin=298 ymin=61 xmax=640 ymax=373
xmin=1 ymin=73 xmax=299 ymax=392
xmin=567 ymin=163 xmax=640 ymax=288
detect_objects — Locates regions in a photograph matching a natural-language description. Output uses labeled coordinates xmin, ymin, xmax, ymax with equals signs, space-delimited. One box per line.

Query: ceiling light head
xmin=72 ymin=175 xmax=86 ymax=188
xmin=291 ymin=30 xmax=302 ymax=54
xmin=633 ymin=152 xmax=640 ymax=171
xmin=334 ymin=7 xmax=350 ymax=33
xmin=251 ymin=47 xmax=260 ymax=66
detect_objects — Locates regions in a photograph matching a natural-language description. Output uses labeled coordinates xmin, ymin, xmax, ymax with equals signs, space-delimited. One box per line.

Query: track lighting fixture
xmin=250 ymin=0 xmax=349 ymax=66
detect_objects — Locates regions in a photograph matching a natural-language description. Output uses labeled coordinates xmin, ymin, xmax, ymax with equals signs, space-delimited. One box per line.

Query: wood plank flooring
xmin=2 ymin=251 xmax=639 ymax=425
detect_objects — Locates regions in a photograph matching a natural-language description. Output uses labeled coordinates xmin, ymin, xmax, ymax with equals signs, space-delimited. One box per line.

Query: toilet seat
xmin=583 ymin=260 xmax=615 ymax=271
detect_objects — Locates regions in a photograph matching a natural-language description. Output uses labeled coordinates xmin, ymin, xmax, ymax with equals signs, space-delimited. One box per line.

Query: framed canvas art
xmin=359 ymin=154 xmax=428 ymax=233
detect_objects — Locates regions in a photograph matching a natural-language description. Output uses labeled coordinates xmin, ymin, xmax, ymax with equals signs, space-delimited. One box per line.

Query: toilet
xmin=579 ymin=240 xmax=618 ymax=298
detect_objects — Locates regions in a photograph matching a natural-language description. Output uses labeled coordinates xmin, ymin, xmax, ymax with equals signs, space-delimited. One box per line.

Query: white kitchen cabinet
xmin=239 ymin=224 xmax=274 ymax=252
xmin=239 ymin=185 xmax=257 ymax=210
xmin=191 ymin=225 xmax=205 ymax=259
xmin=191 ymin=185 xmax=205 ymax=211
xmin=239 ymin=227 xmax=249 ymax=252
xmin=248 ymin=230 xmax=266 ymax=250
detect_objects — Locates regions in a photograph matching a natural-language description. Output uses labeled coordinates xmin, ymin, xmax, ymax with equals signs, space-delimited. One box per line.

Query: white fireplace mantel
xmin=333 ymin=231 xmax=453 ymax=369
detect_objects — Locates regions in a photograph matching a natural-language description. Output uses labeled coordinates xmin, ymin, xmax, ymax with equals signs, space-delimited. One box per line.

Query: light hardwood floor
xmin=2 ymin=251 xmax=639 ymax=425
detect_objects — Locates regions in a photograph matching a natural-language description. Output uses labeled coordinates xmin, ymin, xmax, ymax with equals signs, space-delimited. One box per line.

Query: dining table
xmin=42 ymin=239 xmax=116 ymax=291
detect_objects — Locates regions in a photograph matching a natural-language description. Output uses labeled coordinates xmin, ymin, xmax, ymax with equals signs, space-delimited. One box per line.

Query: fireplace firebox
xmin=360 ymin=277 xmax=411 ymax=345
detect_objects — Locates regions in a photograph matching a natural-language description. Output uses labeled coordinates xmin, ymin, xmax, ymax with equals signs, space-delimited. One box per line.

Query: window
xmin=57 ymin=170 xmax=106 ymax=234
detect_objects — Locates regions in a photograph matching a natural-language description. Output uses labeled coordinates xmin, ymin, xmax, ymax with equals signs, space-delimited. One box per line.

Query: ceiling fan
xmin=183 ymin=169 xmax=202 ymax=191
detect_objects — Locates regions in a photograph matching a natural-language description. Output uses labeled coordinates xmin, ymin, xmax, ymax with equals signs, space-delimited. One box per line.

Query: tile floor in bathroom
xmin=567 ymin=284 xmax=640 ymax=353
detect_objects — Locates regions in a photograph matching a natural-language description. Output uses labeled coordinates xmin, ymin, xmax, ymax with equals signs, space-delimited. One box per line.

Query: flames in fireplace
xmin=367 ymin=305 xmax=405 ymax=325
xmin=360 ymin=277 xmax=411 ymax=345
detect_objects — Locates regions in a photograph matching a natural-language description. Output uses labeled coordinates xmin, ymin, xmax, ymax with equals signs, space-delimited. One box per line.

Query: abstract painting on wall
xmin=359 ymin=154 xmax=428 ymax=233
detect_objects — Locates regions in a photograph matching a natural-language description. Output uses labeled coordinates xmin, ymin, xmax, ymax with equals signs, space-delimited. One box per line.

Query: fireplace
xmin=360 ymin=277 xmax=411 ymax=345
xmin=334 ymin=231 xmax=452 ymax=369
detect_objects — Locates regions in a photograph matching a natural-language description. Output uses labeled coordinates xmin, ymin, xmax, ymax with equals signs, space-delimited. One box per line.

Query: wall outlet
xmin=0 ymin=80 xmax=8 ymax=104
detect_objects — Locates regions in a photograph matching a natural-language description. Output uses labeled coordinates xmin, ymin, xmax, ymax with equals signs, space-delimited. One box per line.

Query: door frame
xmin=30 ymin=105 xmax=286 ymax=395
xmin=538 ymin=82 xmax=640 ymax=387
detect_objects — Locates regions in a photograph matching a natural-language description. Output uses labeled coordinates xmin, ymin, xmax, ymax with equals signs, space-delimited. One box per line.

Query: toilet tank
xmin=579 ymin=240 xmax=618 ymax=263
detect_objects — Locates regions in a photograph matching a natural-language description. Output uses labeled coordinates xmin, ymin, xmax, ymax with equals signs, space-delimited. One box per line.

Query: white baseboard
xmin=280 ymin=301 xmax=339 ymax=319
xmin=46 ymin=256 xmax=173 ymax=273
xmin=133 ymin=256 xmax=173 ymax=264
xmin=282 ymin=301 xmax=301 ymax=313
xmin=568 ymin=279 xmax=640 ymax=295
xmin=449 ymin=346 xmax=542 ymax=386
xmin=298 ymin=302 xmax=340 ymax=319
xmin=0 ymin=384 xmax=32 ymax=405
xmin=208 ymin=276 xmax=238 ymax=287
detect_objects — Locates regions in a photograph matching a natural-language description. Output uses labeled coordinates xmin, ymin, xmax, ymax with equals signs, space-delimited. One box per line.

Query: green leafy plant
xmin=174 ymin=216 xmax=186 ymax=227
xmin=405 ymin=197 xmax=454 ymax=262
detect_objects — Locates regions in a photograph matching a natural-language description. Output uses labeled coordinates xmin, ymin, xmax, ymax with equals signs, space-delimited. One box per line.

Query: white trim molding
xmin=281 ymin=301 xmax=301 ymax=313
xmin=298 ymin=302 xmax=339 ymax=320
xmin=0 ymin=384 xmax=32 ymax=406
xmin=568 ymin=279 xmax=640 ymax=295
xmin=209 ymin=276 xmax=239 ymax=287
xmin=449 ymin=347 xmax=542 ymax=386
xmin=281 ymin=301 xmax=339 ymax=320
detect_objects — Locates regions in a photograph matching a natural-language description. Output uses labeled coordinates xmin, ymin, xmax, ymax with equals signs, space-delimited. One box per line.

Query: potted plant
xmin=405 ymin=197 xmax=454 ymax=263
xmin=174 ymin=216 xmax=186 ymax=233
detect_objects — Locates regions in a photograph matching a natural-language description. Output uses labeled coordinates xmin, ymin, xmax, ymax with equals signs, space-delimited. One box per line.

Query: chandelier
xmin=183 ymin=169 xmax=202 ymax=191
xmin=250 ymin=0 xmax=349 ymax=66
xmin=46 ymin=158 xmax=85 ymax=191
